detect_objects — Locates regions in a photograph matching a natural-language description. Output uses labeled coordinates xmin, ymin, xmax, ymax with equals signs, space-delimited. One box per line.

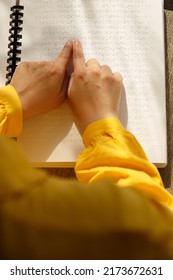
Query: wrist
xmin=78 ymin=113 xmax=118 ymax=135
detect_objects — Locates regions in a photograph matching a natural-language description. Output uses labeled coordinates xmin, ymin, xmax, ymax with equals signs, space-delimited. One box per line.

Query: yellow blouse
xmin=0 ymin=85 xmax=22 ymax=137
xmin=0 ymin=85 xmax=173 ymax=259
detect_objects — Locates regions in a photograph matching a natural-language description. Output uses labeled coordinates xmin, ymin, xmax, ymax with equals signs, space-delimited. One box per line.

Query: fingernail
xmin=74 ymin=39 xmax=81 ymax=45
xmin=66 ymin=39 xmax=74 ymax=46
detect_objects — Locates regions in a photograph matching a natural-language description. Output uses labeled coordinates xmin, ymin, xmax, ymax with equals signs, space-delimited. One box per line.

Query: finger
xmin=67 ymin=73 xmax=74 ymax=96
xmin=101 ymin=65 xmax=113 ymax=75
xmin=73 ymin=40 xmax=86 ymax=72
xmin=60 ymin=72 xmax=70 ymax=98
xmin=55 ymin=40 xmax=73 ymax=69
xmin=66 ymin=52 xmax=74 ymax=76
xmin=113 ymin=72 xmax=123 ymax=83
xmin=86 ymin=59 xmax=101 ymax=71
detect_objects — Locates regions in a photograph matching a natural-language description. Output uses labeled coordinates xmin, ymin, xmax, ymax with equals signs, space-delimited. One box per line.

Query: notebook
xmin=0 ymin=0 xmax=167 ymax=168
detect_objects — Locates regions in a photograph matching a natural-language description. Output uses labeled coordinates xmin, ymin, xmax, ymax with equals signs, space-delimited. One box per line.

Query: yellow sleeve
xmin=0 ymin=85 xmax=22 ymax=137
xmin=1 ymin=134 xmax=173 ymax=259
xmin=75 ymin=118 xmax=173 ymax=209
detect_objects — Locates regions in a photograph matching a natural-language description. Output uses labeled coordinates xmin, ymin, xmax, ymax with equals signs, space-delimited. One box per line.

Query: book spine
xmin=6 ymin=5 xmax=24 ymax=85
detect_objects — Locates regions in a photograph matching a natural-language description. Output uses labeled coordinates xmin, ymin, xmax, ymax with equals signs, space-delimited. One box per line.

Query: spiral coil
xmin=6 ymin=5 xmax=24 ymax=85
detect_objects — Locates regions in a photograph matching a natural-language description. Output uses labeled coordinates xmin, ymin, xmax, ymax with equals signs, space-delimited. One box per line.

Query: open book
xmin=0 ymin=0 xmax=166 ymax=167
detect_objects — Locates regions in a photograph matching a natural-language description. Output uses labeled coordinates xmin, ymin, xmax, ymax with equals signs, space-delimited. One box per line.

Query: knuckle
xmin=91 ymin=68 xmax=101 ymax=77
xmin=50 ymin=65 xmax=59 ymax=75
xmin=44 ymin=62 xmax=64 ymax=76
xmin=102 ymin=74 xmax=113 ymax=82
xmin=75 ymin=70 xmax=86 ymax=80
xmin=16 ymin=61 xmax=35 ymax=74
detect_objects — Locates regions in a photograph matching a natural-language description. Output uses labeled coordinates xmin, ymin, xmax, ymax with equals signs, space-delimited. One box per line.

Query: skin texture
xmin=10 ymin=40 xmax=123 ymax=134
xmin=10 ymin=40 xmax=73 ymax=120
xmin=67 ymin=40 xmax=123 ymax=134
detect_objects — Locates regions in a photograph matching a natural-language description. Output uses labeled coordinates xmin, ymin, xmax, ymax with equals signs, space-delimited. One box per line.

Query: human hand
xmin=68 ymin=40 xmax=123 ymax=134
xmin=10 ymin=40 xmax=73 ymax=120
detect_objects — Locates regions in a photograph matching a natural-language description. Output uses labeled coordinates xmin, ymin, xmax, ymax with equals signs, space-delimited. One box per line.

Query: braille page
xmin=0 ymin=0 xmax=166 ymax=167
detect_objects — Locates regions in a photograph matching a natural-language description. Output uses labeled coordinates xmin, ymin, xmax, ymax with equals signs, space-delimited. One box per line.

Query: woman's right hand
xmin=68 ymin=40 xmax=123 ymax=134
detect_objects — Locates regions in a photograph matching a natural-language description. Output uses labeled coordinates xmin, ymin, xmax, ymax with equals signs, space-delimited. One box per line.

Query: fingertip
xmin=55 ymin=40 xmax=73 ymax=66
xmin=72 ymin=40 xmax=85 ymax=69
xmin=65 ymin=39 xmax=81 ymax=48
xmin=73 ymin=40 xmax=83 ymax=53
xmin=113 ymin=72 xmax=123 ymax=83
xmin=73 ymin=39 xmax=82 ymax=46
xmin=66 ymin=39 xmax=74 ymax=47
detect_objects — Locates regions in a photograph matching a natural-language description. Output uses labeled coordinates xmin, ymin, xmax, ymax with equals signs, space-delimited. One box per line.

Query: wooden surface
xmin=159 ymin=4 xmax=173 ymax=194
xmin=46 ymin=1 xmax=173 ymax=195
xmin=164 ymin=0 xmax=173 ymax=11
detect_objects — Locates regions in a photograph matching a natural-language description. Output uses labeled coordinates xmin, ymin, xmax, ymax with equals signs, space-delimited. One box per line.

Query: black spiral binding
xmin=6 ymin=4 xmax=24 ymax=85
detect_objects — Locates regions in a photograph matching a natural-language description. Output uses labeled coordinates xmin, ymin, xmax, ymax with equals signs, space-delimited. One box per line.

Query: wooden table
xmin=46 ymin=1 xmax=173 ymax=195
xmin=159 ymin=1 xmax=173 ymax=194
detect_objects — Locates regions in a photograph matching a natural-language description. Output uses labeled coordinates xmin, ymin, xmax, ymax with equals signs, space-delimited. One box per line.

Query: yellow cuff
xmin=82 ymin=117 xmax=125 ymax=147
xmin=0 ymin=85 xmax=22 ymax=137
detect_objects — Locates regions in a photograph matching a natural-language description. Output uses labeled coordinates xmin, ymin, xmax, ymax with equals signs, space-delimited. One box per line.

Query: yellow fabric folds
xmin=76 ymin=118 xmax=173 ymax=209
xmin=0 ymin=85 xmax=173 ymax=259
xmin=0 ymin=85 xmax=22 ymax=137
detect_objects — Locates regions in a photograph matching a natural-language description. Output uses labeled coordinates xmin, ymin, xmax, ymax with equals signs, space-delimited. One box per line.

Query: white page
xmin=0 ymin=0 xmax=166 ymax=167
